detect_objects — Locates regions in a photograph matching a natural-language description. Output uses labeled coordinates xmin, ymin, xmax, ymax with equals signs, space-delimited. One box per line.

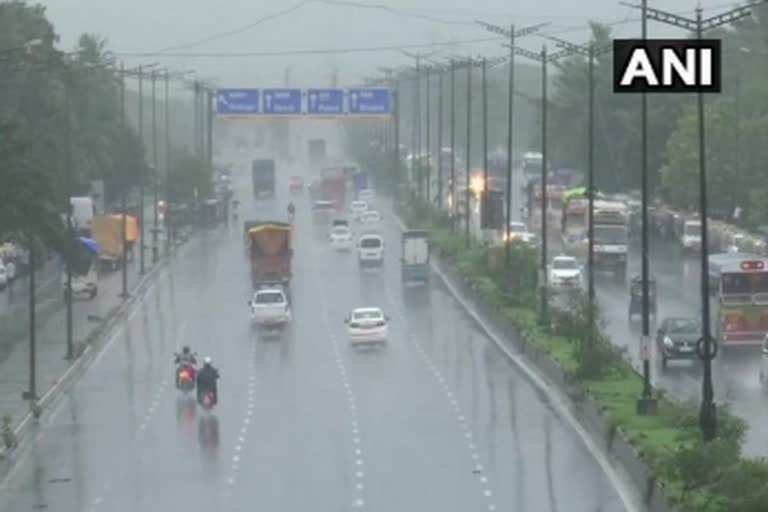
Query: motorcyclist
xmin=174 ymin=346 xmax=198 ymax=366
xmin=196 ymin=357 xmax=220 ymax=406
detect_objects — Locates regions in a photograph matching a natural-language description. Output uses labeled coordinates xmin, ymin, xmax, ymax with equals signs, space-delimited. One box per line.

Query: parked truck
xmin=246 ymin=221 xmax=293 ymax=295
xmin=591 ymin=200 xmax=629 ymax=277
xmin=91 ymin=214 xmax=138 ymax=270
xmin=401 ymin=230 xmax=430 ymax=284
xmin=252 ymin=159 xmax=276 ymax=198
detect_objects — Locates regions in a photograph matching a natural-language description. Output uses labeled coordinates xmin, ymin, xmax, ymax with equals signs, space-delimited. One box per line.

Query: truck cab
xmin=681 ymin=220 xmax=702 ymax=253
xmin=401 ymin=230 xmax=429 ymax=284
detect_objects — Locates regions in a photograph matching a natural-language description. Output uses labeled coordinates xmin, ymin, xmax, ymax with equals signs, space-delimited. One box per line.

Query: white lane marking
xmin=389 ymin=209 xmax=642 ymax=512
xmin=224 ymin=345 xmax=260 ymax=494
xmin=310 ymin=243 xmax=366 ymax=510
xmin=383 ymin=282 xmax=500 ymax=507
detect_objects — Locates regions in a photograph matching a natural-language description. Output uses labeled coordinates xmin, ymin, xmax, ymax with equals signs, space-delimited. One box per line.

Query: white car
xmin=548 ymin=255 xmax=583 ymax=287
xmin=249 ymin=287 xmax=291 ymax=327
xmin=329 ymin=225 xmax=354 ymax=251
xmin=345 ymin=307 xmax=389 ymax=346
xmin=358 ymin=234 xmax=385 ymax=268
xmin=0 ymin=263 xmax=7 ymax=290
xmin=358 ymin=189 xmax=375 ymax=202
xmin=506 ymin=221 xmax=536 ymax=245
xmin=359 ymin=210 xmax=381 ymax=226
xmin=349 ymin=200 xmax=369 ymax=219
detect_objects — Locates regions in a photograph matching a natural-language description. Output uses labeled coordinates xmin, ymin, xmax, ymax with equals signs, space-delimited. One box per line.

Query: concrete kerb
xmin=0 ymin=246 xmax=173 ymax=468
xmin=391 ymin=209 xmax=674 ymax=512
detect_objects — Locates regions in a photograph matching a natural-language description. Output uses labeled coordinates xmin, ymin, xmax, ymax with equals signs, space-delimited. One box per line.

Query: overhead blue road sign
xmin=307 ymin=89 xmax=344 ymax=115
xmin=262 ymin=89 xmax=302 ymax=115
xmin=348 ymin=88 xmax=392 ymax=115
xmin=215 ymin=89 xmax=259 ymax=114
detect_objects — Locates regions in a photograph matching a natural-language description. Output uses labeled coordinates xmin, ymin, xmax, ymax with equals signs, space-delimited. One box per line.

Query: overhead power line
xmin=117 ymin=36 xmax=506 ymax=59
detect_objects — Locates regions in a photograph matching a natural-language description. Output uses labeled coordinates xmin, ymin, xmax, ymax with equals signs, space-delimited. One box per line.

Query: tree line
xmin=0 ymin=0 xmax=212 ymax=262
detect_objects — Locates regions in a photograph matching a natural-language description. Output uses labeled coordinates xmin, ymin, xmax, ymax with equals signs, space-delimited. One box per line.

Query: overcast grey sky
xmin=38 ymin=0 xmax=738 ymax=88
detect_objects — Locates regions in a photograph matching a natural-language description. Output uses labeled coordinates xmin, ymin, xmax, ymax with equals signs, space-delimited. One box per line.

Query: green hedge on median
xmin=397 ymin=189 xmax=768 ymax=512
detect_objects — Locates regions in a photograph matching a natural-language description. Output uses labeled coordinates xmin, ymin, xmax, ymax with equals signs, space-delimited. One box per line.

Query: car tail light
xmin=179 ymin=370 xmax=191 ymax=380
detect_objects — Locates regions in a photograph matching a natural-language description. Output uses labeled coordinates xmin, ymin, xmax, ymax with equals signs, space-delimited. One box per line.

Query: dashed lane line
xmin=384 ymin=283 xmax=499 ymax=511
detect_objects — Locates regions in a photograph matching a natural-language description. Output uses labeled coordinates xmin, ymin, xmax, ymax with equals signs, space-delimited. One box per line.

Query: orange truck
xmin=245 ymin=221 xmax=293 ymax=294
xmin=91 ymin=214 xmax=138 ymax=271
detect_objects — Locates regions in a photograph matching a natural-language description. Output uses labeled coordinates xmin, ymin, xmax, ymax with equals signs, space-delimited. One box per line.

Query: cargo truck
xmin=561 ymin=188 xmax=589 ymax=258
xmin=91 ymin=214 xmax=138 ymax=271
xmin=352 ymin=171 xmax=369 ymax=199
xmin=401 ymin=230 xmax=430 ymax=284
xmin=591 ymin=200 xmax=629 ymax=277
xmin=252 ymin=159 xmax=276 ymax=198
xmin=246 ymin=221 xmax=293 ymax=296
xmin=320 ymin=175 xmax=347 ymax=213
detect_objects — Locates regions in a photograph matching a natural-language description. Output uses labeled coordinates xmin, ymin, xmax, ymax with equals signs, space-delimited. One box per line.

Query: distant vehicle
xmin=312 ymin=200 xmax=337 ymax=225
xmin=249 ymin=286 xmax=291 ymax=329
xmin=289 ymin=176 xmax=304 ymax=192
xmin=308 ymin=139 xmax=326 ymax=166
xmin=592 ymin=200 xmax=629 ymax=278
xmin=628 ymin=275 xmax=657 ymax=320
xmin=548 ymin=255 xmax=583 ymax=288
xmin=522 ymin=151 xmax=543 ymax=183
xmin=0 ymin=263 xmax=7 ymax=290
xmin=320 ymin=174 xmax=346 ymax=213
xmin=345 ymin=307 xmax=389 ymax=346
xmin=252 ymin=159 xmax=276 ymax=198
xmin=91 ymin=215 xmax=138 ymax=271
xmin=63 ymin=237 xmax=99 ymax=299
xmin=401 ymin=230 xmax=429 ymax=284
xmin=359 ymin=210 xmax=381 ymax=226
xmin=349 ymin=200 xmax=369 ymax=220
xmin=506 ymin=221 xmax=537 ymax=245
xmin=656 ymin=317 xmax=701 ymax=369
xmin=332 ymin=219 xmax=349 ymax=228
xmin=680 ymin=220 xmax=702 ymax=253
xmin=358 ymin=189 xmax=375 ymax=203
xmin=358 ymin=234 xmax=385 ymax=269
xmin=352 ymin=171 xmax=370 ymax=198
xmin=69 ymin=196 xmax=96 ymax=236
xmin=329 ymin=225 xmax=354 ymax=251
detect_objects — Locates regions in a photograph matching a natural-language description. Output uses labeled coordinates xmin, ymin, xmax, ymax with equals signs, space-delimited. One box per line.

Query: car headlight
xmin=663 ymin=336 xmax=674 ymax=348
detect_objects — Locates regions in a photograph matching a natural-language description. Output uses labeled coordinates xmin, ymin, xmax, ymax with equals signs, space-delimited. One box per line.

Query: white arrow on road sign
xmin=216 ymin=94 xmax=229 ymax=106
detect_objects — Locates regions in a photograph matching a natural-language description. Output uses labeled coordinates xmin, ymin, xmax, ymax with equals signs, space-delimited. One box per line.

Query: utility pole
xmin=119 ymin=63 xmax=129 ymax=299
xmin=393 ymin=87 xmax=400 ymax=199
xmin=27 ymin=242 xmax=37 ymax=401
xmin=63 ymin=64 xmax=74 ymax=360
xmin=450 ymin=60 xmax=456 ymax=231
xmin=151 ymin=70 xmax=159 ymax=263
xmin=164 ymin=70 xmax=171 ymax=255
xmin=481 ymin=57 xmax=489 ymax=230
xmin=476 ymin=21 xmax=549 ymax=266
xmin=207 ymin=88 xmax=214 ymax=171
xmin=138 ymin=66 xmax=146 ymax=275
xmin=464 ymin=60 xmax=473 ymax=248
xmin=621 ymin=0 xmax=763 ymax=437
xmin=437 ymin=68 xmax=444 ymax=211
xmin=425 ymin=67 xmax=431 ymax=204
xmin=543 ymin=33 xmax=612 ymax=347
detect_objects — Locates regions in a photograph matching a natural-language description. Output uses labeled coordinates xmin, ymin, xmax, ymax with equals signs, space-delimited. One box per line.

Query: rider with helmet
xmin=174 ymin=346 xmax=198 ymax=389
xmin=196 ymin=357 xmax=220 ymax=406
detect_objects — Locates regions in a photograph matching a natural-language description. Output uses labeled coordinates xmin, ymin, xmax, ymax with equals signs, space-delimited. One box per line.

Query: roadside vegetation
xmin=0 ymin=0 xmax=210 ymax=258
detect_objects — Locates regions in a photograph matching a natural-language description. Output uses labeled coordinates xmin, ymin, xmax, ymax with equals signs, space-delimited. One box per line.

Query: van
xmin=358 ymin=234 xmax=384 ymax=268
xmin=70 ymin=197 xmax=96 ymax=236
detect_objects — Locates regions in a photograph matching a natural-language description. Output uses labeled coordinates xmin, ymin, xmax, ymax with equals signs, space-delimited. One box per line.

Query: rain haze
xmin=3 ymin=0 xmax=768 ymax=511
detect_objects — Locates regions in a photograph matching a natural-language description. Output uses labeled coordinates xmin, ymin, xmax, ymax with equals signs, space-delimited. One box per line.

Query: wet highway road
xmin=0 ymin=158 xmax=630 ymax=511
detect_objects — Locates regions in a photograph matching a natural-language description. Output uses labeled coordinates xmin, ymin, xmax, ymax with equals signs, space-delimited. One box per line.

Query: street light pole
xmin=393 ymin=87 xmax=400 ymax=198
xmin=63 ymin=64 xmax=74 ymax=360
xmin=465 ymin=60 xmax=472 ymax=248
xmin=437 ymin=70 xmax=444 ymax=211
xmin=151 ymin=70 xmax=159 ymax=263
xmin=137 ymin=66 xmax=146 ymax=275
xmin=119 ymin=63 xmax=129 ymax=299
xmin=540 ymin=45 xmax=549 ymax=326
xmin=425 ymin=67 xmax=431 ymax=205
xmin=207 ymin=88 xmax=214 ymax=171
xmin=505 ymin=25 xmax=515 ymax=269
xmin=622 ymin=0 xmax=764 ymax=437
xmin=481 ymin=57 xmax=489 ymax=230
xmin=27 ymin=243 xmax=37 ymax=401
xmin=450 ymin=60 xmax=456 ymax=232
xmin=164 ymin=70 xmax=171 ymax=255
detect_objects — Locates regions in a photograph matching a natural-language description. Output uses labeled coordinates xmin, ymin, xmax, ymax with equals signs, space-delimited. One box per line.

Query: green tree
xmin=166 ymin=149 xmax=213 ymax=203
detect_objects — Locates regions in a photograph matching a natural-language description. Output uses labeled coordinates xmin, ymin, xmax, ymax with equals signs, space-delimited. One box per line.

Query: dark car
xmin=656 ymin=317 xmax=701 ymax=369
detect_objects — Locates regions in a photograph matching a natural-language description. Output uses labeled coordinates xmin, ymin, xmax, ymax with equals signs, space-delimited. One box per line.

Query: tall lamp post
xmin=621 ymin=0 xmax=763 ymax=436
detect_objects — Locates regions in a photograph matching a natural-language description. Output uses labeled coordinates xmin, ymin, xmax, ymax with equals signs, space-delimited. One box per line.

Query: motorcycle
xmin=176 ymin=364 xmax=197 ymax=392
xmin=198 ymin=388 xmax=217 ymax=410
